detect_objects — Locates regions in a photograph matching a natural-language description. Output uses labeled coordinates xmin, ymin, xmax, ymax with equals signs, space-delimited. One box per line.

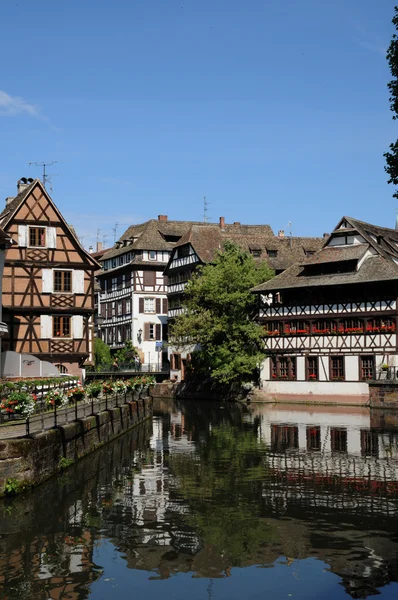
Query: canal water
xmin=1 ymin=400 xmax=398 ymax=599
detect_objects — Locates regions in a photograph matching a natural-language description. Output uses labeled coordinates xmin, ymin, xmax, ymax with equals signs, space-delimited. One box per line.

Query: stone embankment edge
xmin=0 ymin=396 xmax=152 ymax=498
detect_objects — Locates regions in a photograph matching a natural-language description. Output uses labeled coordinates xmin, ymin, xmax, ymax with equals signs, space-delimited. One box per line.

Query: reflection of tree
xmin=169 ymin=423 xmax=277 ymax=566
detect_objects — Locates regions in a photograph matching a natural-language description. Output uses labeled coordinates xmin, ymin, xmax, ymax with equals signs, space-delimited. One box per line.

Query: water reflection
xmin=1 ymin=401 xmax=398 ymax=599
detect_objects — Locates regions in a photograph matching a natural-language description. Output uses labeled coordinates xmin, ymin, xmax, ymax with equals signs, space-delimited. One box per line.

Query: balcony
xmin=259 ymin=299 xmax=397 ymax=319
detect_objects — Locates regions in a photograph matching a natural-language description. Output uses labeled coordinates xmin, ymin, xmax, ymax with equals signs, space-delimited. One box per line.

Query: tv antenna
xmin=28 ymin=161 xmax=58 ymax=189
xmin=96 ymin=229 xmax=102 ymax=244
xmin=203 ymin=196 xmax=210 ymax=223
xmin=288 ymin=221 xmax=293 ymax=249
xmin=102 ymin=234 xmax=108 ymax=246
xmin=112 ymin=222 xmax=119 ymax=243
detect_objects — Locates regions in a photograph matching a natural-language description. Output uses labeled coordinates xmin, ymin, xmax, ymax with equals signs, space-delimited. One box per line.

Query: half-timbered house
xmin=0 ymin=178 xmax=99 ymax=377
xmin=164 ymin=218 xmax=323 ymax=380
xmin=97 ymin=216 xmax=216 ymax=366
xmin=252 ymin=216 xmax=398 ymax=398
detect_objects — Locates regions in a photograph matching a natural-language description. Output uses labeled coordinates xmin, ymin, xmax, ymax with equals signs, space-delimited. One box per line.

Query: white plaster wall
xmin=318 ymin=356 xmax=329 ymax=381
xmin=132 ymin=291 xmax=166 ymax=365
xmin=345 ymin=355 xmax=359 ymax=381
xmin=260 ymin=380 xmax=369 ymax=396
xmin=296 ymin=356 xmax=305 ymax=380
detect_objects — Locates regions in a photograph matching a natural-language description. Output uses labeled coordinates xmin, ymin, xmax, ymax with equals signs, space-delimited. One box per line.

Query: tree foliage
xmin=94 ymin=337 xmax=111 ymax=367
xmin=384 ymin=6 xmax=398 ymax=198
xmin=115 ymin=340 xmax=138 ymax=363
xmin=169 ymin=241 xmax=273 ymax=385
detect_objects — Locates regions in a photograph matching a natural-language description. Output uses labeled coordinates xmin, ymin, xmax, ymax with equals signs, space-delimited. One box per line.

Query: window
xmin=307 ymin=426 xmax=321 ymax=451
xmin=117 ymin=327 xmax=122 ymax=343
xmin=144 ymin=322 xmax=161 ymax=341
xmin=313 ymin=320 xmax=337 ymax=334
xmin=271 ymin=425 xmax=298 ymax=451
xmin=126 ymin=298 xmax=131 ymax=314
xmin=112 ymin=278 xmax=117 ymax=291
xmin=284 ymin=321 xmax=309 ymax=335
xmin=144 ymin=298 xmax=155 ymax=313
xmin=112 ymin=259 xmax=116 ymax=268
xmin=270 ymin=356 xmax=296 ymax=380
xmin=307 ymin=356 xmax=318 ymax=381
xmin=264 ymin=322 xmax=283 ymax=336
xmin=171 ymin=353 xmax=181 ymax=370
xmin=305 ymin=250 xmax=315 ymax=257
xmin=361 ymin=430 xmax=379 ymax=457
xmin=149 ymin=250 xmax=157 ymax=260
xmin=117 ymin=301 xmax=123 ymax=316
xmin=330 ymin=356 xmax=344 ymax=381
xmin=178 ymin=246 xmax=190 ymax=258
xmin=55 ymin=364 xmax=68 ymax=374
xmin=267 ymin=249 xmax=278 ymax=258
xmin=251 ymin=249 xmax=262 ymax=257
xmin=360 ymin=356 xmax=374 ymax=380
xmin=54 ymin=271 xmax=72 ymax=293
xmin=53 ymin=316 xmax=71 ymax=338
xmin=331 ymin=428 xmax=347 ymax=453
xmin=29 ymin=227 xmax=46 ymax=247
xmin=366 ymin=318 xmax=396 ymax=333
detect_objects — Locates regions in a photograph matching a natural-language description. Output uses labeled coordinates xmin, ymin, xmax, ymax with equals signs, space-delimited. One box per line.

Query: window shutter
xmin=122 ymin=299 xmax=126 ymax=314
xmin=155 ymin=324 xmax=161 ymax=341
xmin=46 ymin=227 xmax=57 ymax=249
xmin=139 ymin=297 xmax=144 ymax=313
xmin=101 ymin=303 xmax=106 ymax=317
xmin=144 ymin=323 xmax=150 ymax=341
xmin=42 ymin=268 xmax=53 ymax=293
xmin=143 ymin=271 xmax=156 ymax=286
xmin=156 ymin=298 xmax=161 ymax=313
xmin=18 ymin=225 xmax=28 ymax=247
xmin=72 ymin=270 xmax=85 ymax=294
xmin=72 ymin=315 xmax=84 ymax=339
xmin=40 ymin=315 xmax=52 ymax=338
xmin=162 ymin=298 xmax=168 ymax=314
xmin=163 ymin=275 xmax=169 ymax=287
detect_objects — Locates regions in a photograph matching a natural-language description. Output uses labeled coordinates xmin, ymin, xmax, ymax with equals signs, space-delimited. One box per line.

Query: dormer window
xmin=251 ymin=249 xmax=262 ymax=257
xmin=267 ymin=249 xmax=278 ymax=258
xmin=149 ymin=250 xmax=157 ymax=260
xmin=305 ymin=250 xmax=315 ymax=257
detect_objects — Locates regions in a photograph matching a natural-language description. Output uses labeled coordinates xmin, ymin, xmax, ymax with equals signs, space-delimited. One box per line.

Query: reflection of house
xmin=164 ymin=219 xmax=323 ymax=380
xmin=252 ymin=404 xmax=398 ymax=500
xmin=0 ymin=178 xmax=99 ymax=376
xmin=252 ymin=217 xmax=398 ymax=397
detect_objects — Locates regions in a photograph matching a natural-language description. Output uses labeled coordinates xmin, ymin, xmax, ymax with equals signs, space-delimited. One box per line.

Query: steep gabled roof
xmin=252 ymin=216 xmax=398 ymax=293
xmin=1 ymin=179 xmax=100 ymax=269
xmin=0 ymin=179 xmax=37 ymax=228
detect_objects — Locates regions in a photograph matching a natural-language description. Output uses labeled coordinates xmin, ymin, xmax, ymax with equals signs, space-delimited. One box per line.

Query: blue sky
xmin=0 ymin=0 xmax=396 ymax=247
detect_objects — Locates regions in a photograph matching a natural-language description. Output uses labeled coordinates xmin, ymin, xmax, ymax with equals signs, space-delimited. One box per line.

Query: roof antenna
xmin=203 ymin=196 xmax=210 ymax=222
xmin=102 ymin=234 xmax=108 ymax=246
xmin=288 ymin=221 xmax=293 ymax=249
xmin=112 ymin=222 xmax=119 ymax=243
xmin=395 ymin=210 xmax=398 ymax=230
xmin=28 ymin=161 xmax=58 ymax=189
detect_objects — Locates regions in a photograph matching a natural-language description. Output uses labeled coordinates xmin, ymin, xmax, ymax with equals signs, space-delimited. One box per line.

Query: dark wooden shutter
xmin=162 ymin=298 xmax=168 ymax=314
xmin=144 ymin=323 xmax=150 ymax=341
xmin=101 ymin=303 xmax=106 ymax=317
xmin=155 ymin=324 xmax=161 ymax=341
xmin=122 ymin=299 xmax=126 ymax=314
xmin=156 ymin=298 xmax=161 ymax=313
xmin=144 ymin=270 xmax=156 ymax=286
xmin=139 ymin=298 xmax=144 ymax=313
xmin=107 ymin=302 xmax=112 ymax=318
xmin=163 ymin=275 xmax=169 ymax=287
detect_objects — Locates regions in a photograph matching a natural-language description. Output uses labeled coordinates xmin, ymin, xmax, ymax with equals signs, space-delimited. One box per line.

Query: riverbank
xmin=0 ymin=396 xmax=152 ymax=497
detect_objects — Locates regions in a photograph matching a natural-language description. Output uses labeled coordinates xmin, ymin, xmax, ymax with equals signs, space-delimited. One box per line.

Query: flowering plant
xmin=308 ymin=374 xmax=317 ymax=380
xmin=67 ymin=387 xmax=85 ymax=402
xmin=86 ymin=381 xmax=102 ymax=398
xmin=114 ymin=380 xmax=127 ymax=393
xmin=45 ymin=388 xmax=68 ymax=408
xmin=0 ymin=391 xmax=36 ymax=417
xmin=102 ymin=381 xmax=115 ymax=394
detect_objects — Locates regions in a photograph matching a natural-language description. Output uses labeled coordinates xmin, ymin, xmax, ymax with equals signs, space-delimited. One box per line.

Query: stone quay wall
xmin=369 ymin=383 xmax=398 ymax=409
xmin=0 ymin=396 xmax=152 ymax=497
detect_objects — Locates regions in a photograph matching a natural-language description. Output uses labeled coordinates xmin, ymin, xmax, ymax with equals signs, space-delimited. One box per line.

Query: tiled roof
xmin=251 ymin=256 xmax=398 ymax=292
xmin=165 ymin=224 xmax=323 ymax=273
xmin=0 ymin=180 xmax=38 ymax=227
xmin=252 ymin=216 xmax=398 ymax=293
xmin=301 ymin=244 xmax=368 ymax=265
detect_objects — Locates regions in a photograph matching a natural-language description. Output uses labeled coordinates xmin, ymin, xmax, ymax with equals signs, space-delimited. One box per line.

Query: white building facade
xmin=252 ymin=217 xmax=398 ymax=398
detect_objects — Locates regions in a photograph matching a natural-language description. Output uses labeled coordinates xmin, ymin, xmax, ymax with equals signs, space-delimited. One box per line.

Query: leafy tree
xmin=94 ymin=337 xmax=111 ymax=367
xmin=385 ymin=6 xmax=398 ymax=198
xmin=115 ymin=340 xmax=138 ymax=364
xmin=169 ymin=241 xmax=274 ymax=386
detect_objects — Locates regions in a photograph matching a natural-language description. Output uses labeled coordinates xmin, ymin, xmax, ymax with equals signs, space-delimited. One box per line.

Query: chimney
xmin=323 ymin=232 xmax=329 ymax=238
xmin=17 ymin=177 xmax=34 ymax=194
xmin=278 ymin=230 xmax=285 ymax=238
xmin=233 ymin=221 xmax=241 ymax=226
xmin=158 ymin=215 xmax=168 ymax=221
xmin=96 ymin=241 xmax=103 ymax=252
xmin=5 ymin=197 xmax=15 ymax=206
xmin=219 ymin=216 xmax=225 ymax=230
xmin=88 ymin=245 xmax=93 ymax=254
